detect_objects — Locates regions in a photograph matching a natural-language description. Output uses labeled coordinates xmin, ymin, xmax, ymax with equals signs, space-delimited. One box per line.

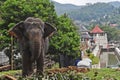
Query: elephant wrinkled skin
xmin=8 ymin=17 xmax=56 ymax=77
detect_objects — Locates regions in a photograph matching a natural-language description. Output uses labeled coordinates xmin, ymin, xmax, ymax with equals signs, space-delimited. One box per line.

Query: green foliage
xmin=86 ymin=68 xmax=120 ymax=80
xmin=88 ymin=53 xmax=99 ymax=64
xmin=101 ymin=25 xmax=120 ymax=41
xmin=0 ymin=29 xmax=10 ymax=50
xmin=49 ymin=15 xmax=80 ymax=57
xmin=85 ymin=49 xmax=99 ymax=64
xmin=0 ymin=70 xmax=21 ymax=77
xmin=0 ymin=0 xmax=57 ymax=24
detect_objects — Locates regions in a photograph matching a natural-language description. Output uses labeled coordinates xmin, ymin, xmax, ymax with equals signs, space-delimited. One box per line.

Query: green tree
xmin=49 ymin=14 xmax=80 ymax=67
xmin=101 ymin=25 xmax=120 ymax=41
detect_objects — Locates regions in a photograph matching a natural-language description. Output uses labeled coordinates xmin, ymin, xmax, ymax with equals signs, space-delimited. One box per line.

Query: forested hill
xmin=53 ymin=1 xmax=120 ymax=28
xmin=109 ymin=1 xmax=120 ymax=8
xmin=53 ymin=2 xmax=81 ymax=15
xmin=69 ymin=3 xmax=115 ymax=21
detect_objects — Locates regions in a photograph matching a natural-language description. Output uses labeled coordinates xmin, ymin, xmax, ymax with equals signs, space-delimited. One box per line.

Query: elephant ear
xmin=8 ymin=21 xmax=24 ymax=39
xmin=44 ymin=22 xmax=56 ymax=38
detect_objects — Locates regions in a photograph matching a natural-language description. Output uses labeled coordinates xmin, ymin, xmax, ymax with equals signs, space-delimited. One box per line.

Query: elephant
xmin=8 ymin=17 xmax=56 ymax=77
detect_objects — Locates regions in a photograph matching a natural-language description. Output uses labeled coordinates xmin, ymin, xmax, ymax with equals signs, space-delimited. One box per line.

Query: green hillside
xmin=69 ymin=3 xmax=115 ymax=21
xmin=109 ymin=1 xmax=120 ymax=8
xmin=53 ymin=2 xmax=81 ymax=15
xmin=53 ymin=1 xmax=120 ymax=28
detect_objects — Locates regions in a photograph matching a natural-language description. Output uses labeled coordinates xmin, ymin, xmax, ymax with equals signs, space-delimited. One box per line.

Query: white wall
xmin=93 ymin=33 xmax=108 ymax=48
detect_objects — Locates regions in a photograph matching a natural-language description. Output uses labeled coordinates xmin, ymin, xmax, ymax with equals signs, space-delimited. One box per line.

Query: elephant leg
xmin=22 ymin=52 xmax=29 ymax=77
xmin=22 ymin=51 xmax=33 ymax=77
xmin=36 ymin=53 xmax=44 ymax=75
xmin=28 ymin=57 xmax=33 ymax=76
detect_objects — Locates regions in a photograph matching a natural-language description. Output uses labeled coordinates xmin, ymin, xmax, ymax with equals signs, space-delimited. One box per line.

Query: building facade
xmin=90 ymin=25 xmax=108 ymax=49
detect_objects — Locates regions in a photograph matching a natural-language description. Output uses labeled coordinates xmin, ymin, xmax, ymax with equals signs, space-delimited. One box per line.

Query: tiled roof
xmin=80 ymin=26 xmax=89 ymax=32
xmin=79 ymin=26 xmax=91 ymax=39
xmin=91 ymin=25 xmax=104 ymax=33
xmin=81 ymin=32 xmax=92 ymax=39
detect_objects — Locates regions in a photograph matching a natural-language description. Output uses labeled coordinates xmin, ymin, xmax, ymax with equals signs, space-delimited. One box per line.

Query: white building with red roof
xmin=90 ymin=25 xmax=108 ymax=49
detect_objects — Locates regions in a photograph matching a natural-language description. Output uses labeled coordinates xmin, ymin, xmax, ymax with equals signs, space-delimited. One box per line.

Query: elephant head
xmin=9 ymin=17 xmax=56 ymax=40
xmin=8 ymin=17 xmax=56 ymax=76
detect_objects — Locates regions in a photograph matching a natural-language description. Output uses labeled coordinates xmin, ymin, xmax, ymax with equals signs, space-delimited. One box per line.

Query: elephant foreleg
xmin=36 ymin=53 xmax=44 ymax=75
xmin=22 ymin=51 xmax=33 ymax=77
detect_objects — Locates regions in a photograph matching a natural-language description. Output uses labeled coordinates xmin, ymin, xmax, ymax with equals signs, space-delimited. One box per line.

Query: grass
xmin=108 ymin=54 xmax=118 ymax=65
xmin=0 ymin=70 xmax=21 ymax=77
xmin=0 ymin=68 xmax=120 ymax=80
xmin=86 ymin=68 xmax=120 ymax=80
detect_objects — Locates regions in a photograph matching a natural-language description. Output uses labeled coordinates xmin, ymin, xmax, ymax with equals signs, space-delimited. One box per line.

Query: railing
xmin=115 ymin=47 xmax=120 ymax=61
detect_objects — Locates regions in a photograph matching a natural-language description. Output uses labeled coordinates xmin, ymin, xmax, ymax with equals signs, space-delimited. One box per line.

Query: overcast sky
xmin=52 ymin=0 xmax=120 ymax=6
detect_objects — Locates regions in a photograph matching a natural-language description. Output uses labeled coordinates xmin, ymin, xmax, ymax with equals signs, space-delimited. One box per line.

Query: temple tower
xmin=90 ymin=25 xmax=108 ymax=48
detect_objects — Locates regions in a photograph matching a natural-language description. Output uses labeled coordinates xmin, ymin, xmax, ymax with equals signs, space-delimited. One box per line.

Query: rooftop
xmin=81 ymin=32 xmax=92 ymax=39
xmin=91 ymin=25 xmax=104 ymax=33
xmin=80 ymin=26 xmax=89 ymax=32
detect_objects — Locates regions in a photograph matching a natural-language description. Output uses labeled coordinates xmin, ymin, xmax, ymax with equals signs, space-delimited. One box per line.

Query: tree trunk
xmin=59 ymin=54 xmax=75 ymax=68
xmin=59 ymin=54 xmax=65 ymax=68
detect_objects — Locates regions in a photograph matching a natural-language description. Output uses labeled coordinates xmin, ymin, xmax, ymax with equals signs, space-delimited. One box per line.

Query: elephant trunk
xmin=30 ymin=39 xmax=42 ymax=62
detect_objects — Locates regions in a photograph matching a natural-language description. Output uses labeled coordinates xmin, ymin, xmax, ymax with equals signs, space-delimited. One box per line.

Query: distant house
xmin=80 ymin=26 xmax=91 ymax=40
xmin=109 ymin=23 xmax=118 ymax=28
xmin=79 ymin=25 xmax=92 ymax=49
xmin=90 ymin=25 xmax=108 ymax=49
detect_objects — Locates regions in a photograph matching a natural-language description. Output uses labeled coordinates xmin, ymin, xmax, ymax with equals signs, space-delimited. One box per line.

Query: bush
xmin=88 ymin=53 xmax=99 ymax=64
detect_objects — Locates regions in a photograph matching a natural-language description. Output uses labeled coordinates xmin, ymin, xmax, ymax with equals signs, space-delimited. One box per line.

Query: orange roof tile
xmin=91 ymin=25 xmax=104 ymax=33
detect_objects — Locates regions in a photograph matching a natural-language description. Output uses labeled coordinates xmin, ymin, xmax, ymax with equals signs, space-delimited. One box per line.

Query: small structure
xmin=79 ymin=26 xmax=92 ymax=49
xmin=0 ymin=51 xmax=9 ymax=66
xmin=77 ymin=57 xmax=92 ymax=68
xmin=90 ymin=25 xmax=108 ymax=49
